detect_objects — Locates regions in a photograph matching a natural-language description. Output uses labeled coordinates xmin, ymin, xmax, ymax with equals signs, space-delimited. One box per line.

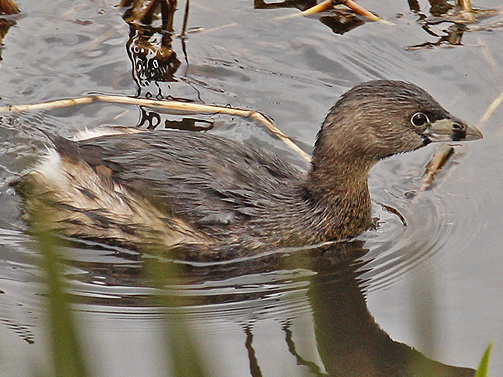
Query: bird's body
xmin=15 ymin=81 xmax=482 ymax=259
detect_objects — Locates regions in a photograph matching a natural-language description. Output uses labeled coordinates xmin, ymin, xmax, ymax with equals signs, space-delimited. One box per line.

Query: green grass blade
xmin=36 ymin=231 xmax=90 ymax=377
xmin=145 ymin=254 xmax=211 ymax=377
xmin=474 ymin=342 xmax=493 ymax=377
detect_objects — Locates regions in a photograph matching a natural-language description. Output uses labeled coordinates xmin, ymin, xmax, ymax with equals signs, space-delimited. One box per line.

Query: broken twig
xmin=276 ymin=0 xmax=332 ymax=20
xmin=421 ymin=144 xmax=454 ymax=191
xmin=477 ymin=90 xmax=503 ymax=128
xmin=276 ymin=0 xmax=394 ymax=25
xmin=0 ymin=0 xmax=20 ymax=15
xmin=341 ymin=0 xmax=393 ymax=24
xmin=457 ymin=0 xmax=473 ymax=12
xmin=0 ymin=95 xmax=311 ymax=162
xmin=421 ymin=90 xmax=501 ymax=190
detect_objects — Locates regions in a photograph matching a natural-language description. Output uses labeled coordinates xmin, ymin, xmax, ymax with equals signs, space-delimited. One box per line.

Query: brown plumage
xmin=15 ymin=80 xmax=482 ymax=260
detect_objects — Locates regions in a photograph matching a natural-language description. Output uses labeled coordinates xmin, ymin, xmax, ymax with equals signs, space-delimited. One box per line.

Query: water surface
xmin=0 ymin=0 xmax=502 ymax=376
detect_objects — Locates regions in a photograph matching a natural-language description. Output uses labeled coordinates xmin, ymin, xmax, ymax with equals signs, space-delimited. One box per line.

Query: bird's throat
xmin=304 ymin=160 xmax=374 ymax=239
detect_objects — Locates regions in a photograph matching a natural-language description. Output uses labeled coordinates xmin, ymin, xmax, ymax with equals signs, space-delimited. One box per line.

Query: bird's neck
xmin=302 ymin=156 xmax=375 ymax=240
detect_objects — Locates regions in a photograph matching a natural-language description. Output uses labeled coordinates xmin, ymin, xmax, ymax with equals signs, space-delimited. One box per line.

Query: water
xmin=0 ymin=0 xmax=502 ymax=376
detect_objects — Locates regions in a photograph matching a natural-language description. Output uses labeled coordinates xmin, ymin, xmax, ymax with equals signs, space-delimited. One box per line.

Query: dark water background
xmin=0 ymin=0 xmax=502 ymax=376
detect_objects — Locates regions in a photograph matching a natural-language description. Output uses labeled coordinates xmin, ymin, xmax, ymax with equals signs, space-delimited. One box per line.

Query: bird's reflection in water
xmin=65 ymin=240 xmax=474 ymax=376
xmin=305 ymin=243 xmax=473 ymax=377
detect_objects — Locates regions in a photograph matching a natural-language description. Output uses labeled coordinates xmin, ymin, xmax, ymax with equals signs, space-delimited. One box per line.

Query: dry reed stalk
xmin=0 ymin=0 xmax=20 ymax=14
xmin=458 ymin=0 xmax=473 ymax=12
xmin=420 ymin=144 xmax=454 ymax=191
xmin=340 ymin=0 xmax=392 ymax=24
xmin=477 ymin=90 xmax=503 ymax=128
xmin=276 ymin=0 xmax=393 ymax=25
xmin=421 ymin=89 xmax=502 ymax=190
xmin=277 ymin=0 xmax=332 ymax=19
xmin=0 ymin=95 xmax=311 ymax=161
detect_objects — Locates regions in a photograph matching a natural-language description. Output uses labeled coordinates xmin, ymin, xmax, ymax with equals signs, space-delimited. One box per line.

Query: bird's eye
xmin=411 ymin=112 xmax=430 ymax=127
xmin=452 ymin=123 xmax=464 ymax=131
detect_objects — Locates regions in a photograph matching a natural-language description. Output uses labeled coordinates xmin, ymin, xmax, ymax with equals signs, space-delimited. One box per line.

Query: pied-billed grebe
xmin=16 ymin=80 xmax=482 ymax=258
